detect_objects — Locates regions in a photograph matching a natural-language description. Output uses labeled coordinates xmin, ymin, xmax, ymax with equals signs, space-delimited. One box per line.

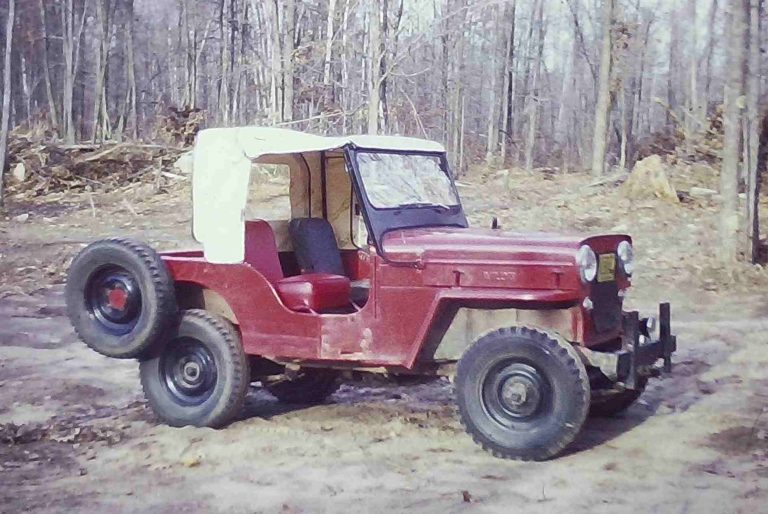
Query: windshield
xmin=356 ymin=152 xmax=460 ymax=209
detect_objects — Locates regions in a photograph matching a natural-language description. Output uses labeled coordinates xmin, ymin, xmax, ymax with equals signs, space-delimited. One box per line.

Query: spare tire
xmin=65 ymin=238 xmax=177 ymax=359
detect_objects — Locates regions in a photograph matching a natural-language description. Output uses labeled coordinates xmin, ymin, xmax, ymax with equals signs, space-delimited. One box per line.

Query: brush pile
xmin=6 ymin=136 xmax=184 ymax=197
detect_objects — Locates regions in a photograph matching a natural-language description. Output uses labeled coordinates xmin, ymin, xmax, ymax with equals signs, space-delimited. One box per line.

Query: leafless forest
xmin=0 ymin=1 xmax=761 ymax=159
xmin=0 ymin=0 xmax=764 ymax=264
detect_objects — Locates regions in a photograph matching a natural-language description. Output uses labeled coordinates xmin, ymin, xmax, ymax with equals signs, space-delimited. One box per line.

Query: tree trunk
xmin=282 ymin=0 xmax=295 ymax=122
xmin=38 ymin=0 xmax=58 ymax=132
xmin=0 ymin=0 xmax=15 ymax=208
xmin=557 ymin=0 xmax=577 ymax=170
xmin=703 ymin=0 xmax=719 ymax=120
xmin=321 ymin=0 xmax=337 ymax=131
xmin=686 ymin=0 xmax=700 ymax=135
xmin=500 ymin=0 xmax=516 ymax=166
xmin=218 ymin=0 xmax=228 ymax=124
xmin=719 ymin=0 xmax=748 ymax=264
xmin=667 ymin=15 xmax=679 ymax=127
xmin=745 ymin=0 xmax=762 ymax=262
xmin=91 ymin=0 xmax=113 ymax=142
xmin=267 ymin=0 xmax=281 ymax=123
xmin=62 ymin=0 xmax=80 ymax=144
xmin=524 ymin=0 xmax=545 ymax=172
xmin=591 ymin=0 xmax=614 ymax=177
xmin=485 ymin=4 xmax=501 ymax=163
xmin=125 ymin=0 xmax=138 ymax=140
xmin=367 ymin=0 xmax=381 ymax=134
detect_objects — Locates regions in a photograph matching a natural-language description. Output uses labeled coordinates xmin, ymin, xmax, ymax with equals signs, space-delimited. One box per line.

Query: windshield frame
xmin=344 ymin=146 xmax=468 ymax=260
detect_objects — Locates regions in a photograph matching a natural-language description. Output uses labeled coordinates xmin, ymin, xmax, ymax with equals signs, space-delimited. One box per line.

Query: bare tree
xmin=61 ymin=0 xmax=88 ymax=144
xmin=38 ymin=0 xmax=59 ymax=132
xmin=367 ymin=0 xmax=382 ymax=134
xmin=719 ymin=0 xmax=748 ymax=264
xmin=0 ymin=0 xmax=14 ymax=208
xmin=591 ymin=0 xmax=614 ymax=176
xmin=745 ymin=0 xmax=763 ymax=262
xmin=282 ymin=0 xmax=296 ymax=122
xmin=524 ymin=0 xmax=545 ymax=172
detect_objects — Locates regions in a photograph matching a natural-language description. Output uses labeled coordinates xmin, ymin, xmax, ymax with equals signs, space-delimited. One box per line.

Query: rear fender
xmin=175 ymin=282 xmax=238 ymax=325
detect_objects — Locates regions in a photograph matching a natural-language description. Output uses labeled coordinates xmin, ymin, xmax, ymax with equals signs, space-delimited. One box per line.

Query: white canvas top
xmin=192 ymin=127 xmax=445 ymax=263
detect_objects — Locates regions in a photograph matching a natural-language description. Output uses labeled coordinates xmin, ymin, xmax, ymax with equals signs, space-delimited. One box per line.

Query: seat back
xmin=244 ymin=220 xmax=284 ymax=283
xmin=289 ymin=218 xmax=346 ymax=276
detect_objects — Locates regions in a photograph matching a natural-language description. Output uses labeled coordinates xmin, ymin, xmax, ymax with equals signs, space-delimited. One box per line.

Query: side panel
xmin=164 ymin=255 xmax=597 ymax=370
xmin=164 ymin=258 xmax=322 ymax=360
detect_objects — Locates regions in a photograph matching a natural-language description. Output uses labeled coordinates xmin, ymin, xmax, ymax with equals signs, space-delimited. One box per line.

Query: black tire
xmin=590 ymin=377 xmax=647 ymax=417
xmin=455 ymin=327 xmax=590 ymax=461
xmin=139 ymin=310 xmax=250 ymax=428
xmin=265 ymin=369 xmax=339 ymax=404
xmin=65 ymin=238 xmax=176 ymax=359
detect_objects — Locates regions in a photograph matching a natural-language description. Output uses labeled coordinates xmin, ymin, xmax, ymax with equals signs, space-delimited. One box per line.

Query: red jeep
xmin=65 ymin=128 xmax=676 ymax=460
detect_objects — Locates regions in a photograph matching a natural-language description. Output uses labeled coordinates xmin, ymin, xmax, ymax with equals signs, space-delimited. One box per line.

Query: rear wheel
xmin=140 ymin=310 xmax=250 ymax=428
xmin=65 ymin=238 xmax=176 ymax=359
xmin=265 ymin=369 xmax=339 ymax=404
xmin=455 ymin=327 xmax=590 ymax=461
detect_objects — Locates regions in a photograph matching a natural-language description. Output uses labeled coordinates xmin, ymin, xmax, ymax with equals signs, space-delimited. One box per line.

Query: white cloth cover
xmin=192 ymin=127 xmax=445 ymax=263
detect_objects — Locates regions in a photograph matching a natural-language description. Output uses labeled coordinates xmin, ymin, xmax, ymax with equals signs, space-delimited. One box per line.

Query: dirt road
xmin=1 ymin=286 xmax=767 ymax=513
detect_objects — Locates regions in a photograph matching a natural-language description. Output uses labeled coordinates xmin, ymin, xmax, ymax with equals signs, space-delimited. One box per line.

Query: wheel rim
xmin=161 ymin=337 xmax=217 ymax=406
xmin=85 ymin=266 xmax=142 ymax=335
xmin=481 ymin=361 xmax=551 ymax=427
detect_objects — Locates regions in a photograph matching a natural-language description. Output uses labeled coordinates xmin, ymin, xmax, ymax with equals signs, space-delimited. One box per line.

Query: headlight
xmin=617 ymin=241 xmax=634 ymax=276
xmin=577 ymin=245 xmax=597 ymax=283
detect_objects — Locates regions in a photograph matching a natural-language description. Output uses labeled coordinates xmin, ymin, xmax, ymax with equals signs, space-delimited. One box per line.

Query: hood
xmin=381 ymin=226 xmax=629 ymax=265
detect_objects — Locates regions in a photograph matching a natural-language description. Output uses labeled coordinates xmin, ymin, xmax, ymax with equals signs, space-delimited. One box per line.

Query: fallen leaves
xmin=0 ymin=419 xmax=125 ymax=447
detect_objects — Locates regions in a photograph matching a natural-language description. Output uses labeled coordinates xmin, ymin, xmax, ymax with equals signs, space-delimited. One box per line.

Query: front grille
xmin=591 ymin=281 xmax=622 ymax=333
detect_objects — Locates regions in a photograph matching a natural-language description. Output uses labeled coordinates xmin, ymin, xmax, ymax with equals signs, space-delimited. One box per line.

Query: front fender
xmin=417 ymin=303 xmax=583 ymax=363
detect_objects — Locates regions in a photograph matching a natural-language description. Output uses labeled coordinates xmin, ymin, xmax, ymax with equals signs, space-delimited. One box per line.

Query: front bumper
xmin=578 ymin=303 xmax=677 ymax=390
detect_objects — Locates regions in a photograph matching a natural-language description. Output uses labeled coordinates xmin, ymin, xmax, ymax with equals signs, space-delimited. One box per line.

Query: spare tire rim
xmin=481 ymin=361 xmax=551 ymax=427
xmin=162 ymin=337 xmax=217 ymax=406
xmin=86 ymin=266 xmax=142 ymax=335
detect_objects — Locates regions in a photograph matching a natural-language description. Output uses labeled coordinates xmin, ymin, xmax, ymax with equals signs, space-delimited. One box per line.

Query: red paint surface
xmin=162 ymin=226 xmax=632 ymax=368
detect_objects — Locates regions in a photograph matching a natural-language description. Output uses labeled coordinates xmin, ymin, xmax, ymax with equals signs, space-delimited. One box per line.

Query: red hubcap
xmin=107 ymin=287 xmax=128 ymax=311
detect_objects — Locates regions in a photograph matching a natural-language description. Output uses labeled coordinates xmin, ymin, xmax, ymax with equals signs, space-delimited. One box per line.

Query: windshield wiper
xmin=397 ymin=201 xmax=453 ymax=210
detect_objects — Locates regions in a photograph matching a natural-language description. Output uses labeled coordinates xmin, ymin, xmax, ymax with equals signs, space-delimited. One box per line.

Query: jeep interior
xmin=243 ymin=151 xmax=370 ymax=313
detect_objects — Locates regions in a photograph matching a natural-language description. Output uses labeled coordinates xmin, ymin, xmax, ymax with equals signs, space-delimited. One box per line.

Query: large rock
xmin=622 ymin=155 xmax=679 ymax=203
xmin=11 ymin=162 xmax=26 ymax=183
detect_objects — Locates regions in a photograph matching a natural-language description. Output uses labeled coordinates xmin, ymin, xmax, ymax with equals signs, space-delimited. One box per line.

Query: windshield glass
xmin=356 ymin=152 xmax=460 ymax=209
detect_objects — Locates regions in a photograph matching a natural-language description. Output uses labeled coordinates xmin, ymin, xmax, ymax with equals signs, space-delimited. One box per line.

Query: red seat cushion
xmin=275 ymin=273 xmax=351 ymax=312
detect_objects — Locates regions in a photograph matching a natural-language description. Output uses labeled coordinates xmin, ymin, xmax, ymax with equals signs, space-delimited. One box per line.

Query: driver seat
xmin=244 ymin=220 xmax=350 ymax=313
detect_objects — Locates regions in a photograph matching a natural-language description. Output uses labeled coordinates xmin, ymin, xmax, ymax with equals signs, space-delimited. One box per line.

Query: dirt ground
xmin=1 ymin=167 xmax=767 ymax=513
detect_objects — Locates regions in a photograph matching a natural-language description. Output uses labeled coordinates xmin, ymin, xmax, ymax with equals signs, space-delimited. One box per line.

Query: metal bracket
xmin=659 ymin=302 xmax=675 ymax=372
xmin=622 ymin=310 xmax=640 ymax=390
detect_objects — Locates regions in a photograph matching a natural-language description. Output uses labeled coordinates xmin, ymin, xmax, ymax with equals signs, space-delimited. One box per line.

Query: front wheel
xmin=140 ymin=310 xmax=250 ymax=428
xmin=455 ymin=327 xmax=590 ymax=461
